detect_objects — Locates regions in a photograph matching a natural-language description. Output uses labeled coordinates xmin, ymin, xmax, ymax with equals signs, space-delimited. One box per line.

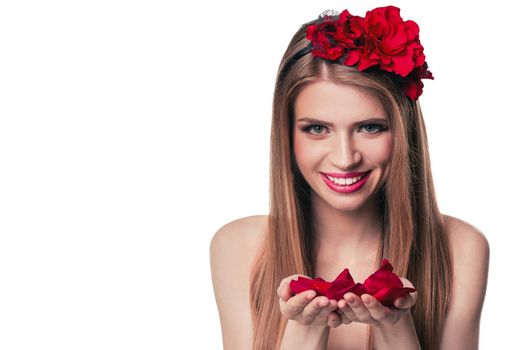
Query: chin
xmin=313 ymin=190 xmax=370 ymax=211
xmin=331 ymin=197 xmax=370 ymax=212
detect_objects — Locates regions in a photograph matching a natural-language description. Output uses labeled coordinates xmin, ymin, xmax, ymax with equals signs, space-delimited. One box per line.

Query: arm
xmin=209 ymin=217 xmax=262 ymax=350
xmin=337 ymin=280 xmax=421 ymax=349
xmin=279 ymin=321 xmax=330 ymax=350
xmin=373 ymin=216 xmax=490 ymax=350
xmin=439 ymin=216 xmax=490 ymax=350
xmin=277 ymin=276 xmax=343 ymax=350
xmin=373 ymin=311 xmax=421 ymax=350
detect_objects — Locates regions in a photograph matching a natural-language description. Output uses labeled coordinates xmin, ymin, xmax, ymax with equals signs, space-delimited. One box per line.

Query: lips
xmin=321 ymin=170 xmax=371 ymax=193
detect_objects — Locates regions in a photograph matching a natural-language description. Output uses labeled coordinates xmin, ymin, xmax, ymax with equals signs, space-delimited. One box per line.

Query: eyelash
xmin=300 ymin=123 xmax=388 ymax=135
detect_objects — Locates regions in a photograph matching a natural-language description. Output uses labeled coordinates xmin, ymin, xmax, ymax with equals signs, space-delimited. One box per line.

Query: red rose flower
xmin=306 ymin=19 xmax=345 ymax=60
xmin=289 ymin=258 xmax=416 ymax=307
xmin=302 ymin=7 xmax=434 ymax=100
xmin=333 ymin=9 xmax=366 ymax=66
xmin=402 ymin=62 xmax=434 ymax=100
xmin=359 ymin=6 xmax=426 ymax=78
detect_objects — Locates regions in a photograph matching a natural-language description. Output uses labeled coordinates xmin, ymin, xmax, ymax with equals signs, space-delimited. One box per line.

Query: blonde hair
xmin=249 ymin=17 xmax=452 ymax=350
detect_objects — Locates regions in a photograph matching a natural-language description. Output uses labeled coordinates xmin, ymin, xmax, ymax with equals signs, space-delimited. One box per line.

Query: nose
xmin=329 ymin=133 xmax=362 ymax=170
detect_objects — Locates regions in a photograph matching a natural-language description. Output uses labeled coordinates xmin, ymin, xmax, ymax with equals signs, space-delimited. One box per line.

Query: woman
xmin=210 ymin=7 xmax=489 ymax=350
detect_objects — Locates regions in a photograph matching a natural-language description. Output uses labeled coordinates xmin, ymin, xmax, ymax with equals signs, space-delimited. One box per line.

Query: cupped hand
xmin=277 ymin=274 xmax=343 ymax=328
xmin=336 ymin=277 xmax=417 ymax=327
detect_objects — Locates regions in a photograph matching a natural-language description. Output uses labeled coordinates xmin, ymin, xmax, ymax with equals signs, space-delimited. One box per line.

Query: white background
xmin=0 ymin=0 xmax=522 ymax=348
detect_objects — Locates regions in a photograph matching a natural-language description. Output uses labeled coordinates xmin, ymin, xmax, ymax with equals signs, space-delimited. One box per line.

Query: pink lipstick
xmin=320 ymin=170 xmax=371 ymax=193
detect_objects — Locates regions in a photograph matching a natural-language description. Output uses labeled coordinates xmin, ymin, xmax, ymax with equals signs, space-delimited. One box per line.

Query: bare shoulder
xmin=211 ymin=214 xmax=267 ymax=253
xmin=439 ymin=214 xmax=490 ymax=349
xmin=443 ymin=214 xmax=489 ymax=252
xmin=209 ymin=215 xmax=268 ymax=350
xmin=443 ymin=214 xmax=490 ymax=284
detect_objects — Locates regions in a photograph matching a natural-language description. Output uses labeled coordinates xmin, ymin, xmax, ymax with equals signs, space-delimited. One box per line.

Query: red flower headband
xmin=291 ymin=7 xmax=433 ymax=100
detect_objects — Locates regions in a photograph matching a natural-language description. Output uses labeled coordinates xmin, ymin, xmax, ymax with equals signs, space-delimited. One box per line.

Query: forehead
xmin=294 ymin=80 xmax=386 ymax=122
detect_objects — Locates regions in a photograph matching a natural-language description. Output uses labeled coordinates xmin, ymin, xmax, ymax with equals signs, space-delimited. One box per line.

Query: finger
xmin=277 ymin=276 xmax=296 ymax=300
xmin=327 ymin=309 xmax=343 ymax=328
xmin=303 ymin=296 xmax=326 ymax=324
xmin=278 ymin=275 xmax=306 ymax=301
xmin=315 ymin=298 xmax=338 ymax=319
xmin=283 ymin=290 xmax=316 ymax=318
xmin=276 ymin=283 xmax=289 ymax=301
xmin=337 ymin=298 xmax=357 ymax=321
xmin=320 ymin=299 xmax=342 ymax=327
xmin=345 ymin=293 xmax=373 ymax=323
xmin=336 ymin=308 xmax=352 ymax=324
xmin=394 ymin=294 xmax=416 ymax=309
xmin=301 ymin=296 xmax=340 ymax=327
xmin=279 ymin=274 xmax=310 ymax=300
xmin=399 ymin=277 xmax=415 ymax=289
xmin=301 ymin=296 xmax=329 ymax=323
xmin=361 ymin=294 xmax=393 ymax=323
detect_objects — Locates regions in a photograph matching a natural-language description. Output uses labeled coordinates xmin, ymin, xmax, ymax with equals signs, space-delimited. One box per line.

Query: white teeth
xmin=326 ymin=174 xmax=365 ymax=185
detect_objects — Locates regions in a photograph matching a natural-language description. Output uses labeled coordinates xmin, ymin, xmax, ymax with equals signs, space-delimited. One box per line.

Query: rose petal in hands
xmin=277 ymin=275 xmax=315 ymax=318
xmin=392 ymin=277 xmax=417 ymax=309
xmin=278 ymin=275 xmax=343 ymax=328
xmin=363 ymin=260 xmax=416 ymax=307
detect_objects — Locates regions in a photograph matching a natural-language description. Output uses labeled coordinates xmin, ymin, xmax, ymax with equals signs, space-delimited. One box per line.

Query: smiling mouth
xmin=320 ymin=170 xmax=372 ymax=194
xmin=322 ymin=170 xmax=371 ymax=185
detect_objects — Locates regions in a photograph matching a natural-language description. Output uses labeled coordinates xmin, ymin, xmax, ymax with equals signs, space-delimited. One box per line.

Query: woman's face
xmin=293 ymin=80 xmax=394 ymax=212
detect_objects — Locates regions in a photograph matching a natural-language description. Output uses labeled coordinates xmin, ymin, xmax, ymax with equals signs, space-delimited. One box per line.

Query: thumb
xmin=394 ymin=295 xmax=413 ymax=309
xmin=279 ymin=274 xmax=301 ymax=301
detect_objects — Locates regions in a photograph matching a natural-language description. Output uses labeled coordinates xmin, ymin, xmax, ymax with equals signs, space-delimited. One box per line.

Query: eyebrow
xmin=296 ymin=117 xmax=388 ymax=127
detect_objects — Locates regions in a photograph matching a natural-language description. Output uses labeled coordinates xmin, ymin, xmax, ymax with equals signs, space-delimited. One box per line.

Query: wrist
xmin=373 ymin=312 xmax=420 ymax=350
xmin=375 ymin=311 xmax=409 ymax=332
xmin=279 ymin=320 xmax=330 ymax=350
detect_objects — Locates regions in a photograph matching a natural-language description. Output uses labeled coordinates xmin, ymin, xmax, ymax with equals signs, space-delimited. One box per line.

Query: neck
xmin=311 ymin=191 xmax=384 ymax=263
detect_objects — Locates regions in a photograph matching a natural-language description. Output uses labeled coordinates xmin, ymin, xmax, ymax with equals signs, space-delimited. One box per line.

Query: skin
xmin=277 ymin=275 xmax=416 ymax=328
xmin=278 ymin=275 xmax=341 ymax=328
xmin=279 ymin=79 xmax=419 ymax=344
xmin=293 ymin=80 xmax=393 ymax=262
xmin=210 ymin=80 xmax=489 ymax=350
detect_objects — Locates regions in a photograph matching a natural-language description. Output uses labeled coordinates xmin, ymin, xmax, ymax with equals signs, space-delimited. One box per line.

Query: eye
xmin=358 ymin=123 xmax=388 ymax=134
xmin=301 ymin=124 xmax=328 ymax=135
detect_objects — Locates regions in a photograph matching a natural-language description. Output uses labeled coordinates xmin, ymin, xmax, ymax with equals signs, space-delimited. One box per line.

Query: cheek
xmin=293 ymin=135 xmax=326 ymax=179
xmin=381 ymin=139 xmax=394 ymax=164
xmin=374 ymin=136 xmax=394 ymax=184
xmin=366 ymin=135 xmax=393 ymax=188
xmin=370 ymin=134 xmax=393 ymax=165
xmin=293 ymin=142 xmax=308 ymax=176
xmin=293 ymin=132 xmax=311 ymax=167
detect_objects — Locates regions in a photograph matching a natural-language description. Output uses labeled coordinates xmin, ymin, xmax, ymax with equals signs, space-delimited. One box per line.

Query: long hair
xmin=249 ymin=16 xmax=452 ymax=350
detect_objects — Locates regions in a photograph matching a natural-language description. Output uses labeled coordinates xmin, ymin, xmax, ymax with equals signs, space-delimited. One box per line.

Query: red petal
xmin=343 ymin=49 xmax=361 ymax=66
xmin=363 ymin=259 xmax=403 ymax=295
xmin=404 ymin=20 xmax=420 ymax=40
xmin=373 ymin=287 xmax=417 ymax=307
xmin=289 ymin=259 xmax=416 ymax=303
xmin=403 ymin=80 xmax=421 ymax=100
xmin=349 ymin=282 xmax=368 ymax=296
